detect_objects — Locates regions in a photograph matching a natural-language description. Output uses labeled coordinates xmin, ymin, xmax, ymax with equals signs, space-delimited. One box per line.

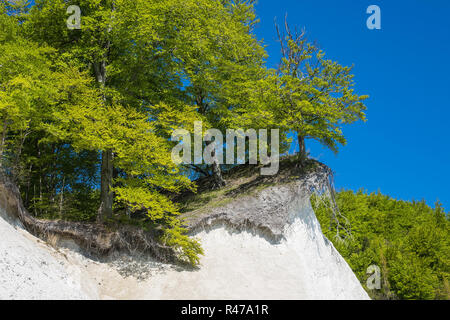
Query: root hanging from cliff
xmin=0 ymin=174 xmax=176 ymax=263
xmin=306 ymin=163 xmax=352 ymax=241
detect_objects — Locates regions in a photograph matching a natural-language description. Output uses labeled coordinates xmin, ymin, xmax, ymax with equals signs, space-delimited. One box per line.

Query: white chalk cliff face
xmin=0 ymin=169 xmax=369 ymax=300
xmin=0 ymin=212 xmax=90 ymax=299
xmin=144 ymin=199 xmax=369 ymax=299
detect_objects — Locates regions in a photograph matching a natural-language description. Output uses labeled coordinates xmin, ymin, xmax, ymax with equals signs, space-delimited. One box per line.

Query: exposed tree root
xmin=0 ymin=174 xmax=175 ymax=263
xmin=307 ymin=164 xmax=352 ymax=241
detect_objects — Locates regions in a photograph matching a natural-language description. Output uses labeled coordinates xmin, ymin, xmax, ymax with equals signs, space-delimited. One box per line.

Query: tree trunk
xmin=206 ymin=140 xmax=225 ymax=189
xmin=59 ymin=176 xmax=65 ymax=219
xmin=94 ymin=40 xmax=113 ymax=222
xmin=298 ymin=134 xmax=306 ymax=168
xmin=14 ymin=129 xmax=30 ymax=177
xmin=211 ymin=157 xmax=226 ymax=189
xmin=33 ymin=184 xmax=37 ymax=217
xmin=0 ymin=120 xmax=8 ymax=168
xmin=25 ymin=164 xmax=32 ymax=206
xmin=99 ymin=149 xmax=114 ymax=222
xmin=0 ymin=175 xmax=175 ymax=262
xmin=38 ymin=142 xmax=42 ymax=216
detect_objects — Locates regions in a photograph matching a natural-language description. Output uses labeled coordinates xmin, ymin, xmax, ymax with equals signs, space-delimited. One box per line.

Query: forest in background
xmin=314 ymin=191 xmax=450 ymax=300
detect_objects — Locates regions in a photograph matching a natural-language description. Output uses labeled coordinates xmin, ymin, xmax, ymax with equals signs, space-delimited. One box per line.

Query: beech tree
xmin=3 ymin=0 xmax=271 ymax=265
xmin=0 ymin=0 xmax=204 ymax=265
xmin=234 ymin=19 xmax=368 ymax=169
xmin=274 ymin=21 xmax=368 ymax=168
xmin=0 ymin=1 xmax=369 ymax=266
xmin=24 ymin=0 xmax=201 ymax=219
xmin=165 ymin=0 xmax=267 ymax=187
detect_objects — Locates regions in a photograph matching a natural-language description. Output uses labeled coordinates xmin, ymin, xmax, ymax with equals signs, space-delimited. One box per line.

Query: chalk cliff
xmin=0 ymin=165 xmax=369 ymax=300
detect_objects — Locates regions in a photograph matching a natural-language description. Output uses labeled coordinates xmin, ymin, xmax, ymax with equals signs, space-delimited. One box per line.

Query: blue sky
xmin=253 ymin=0 xmax=450 ymax=208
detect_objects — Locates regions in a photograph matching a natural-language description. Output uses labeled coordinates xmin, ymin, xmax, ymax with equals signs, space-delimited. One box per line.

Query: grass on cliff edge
xmin=176 ymin=156 xmax=322 ymax=220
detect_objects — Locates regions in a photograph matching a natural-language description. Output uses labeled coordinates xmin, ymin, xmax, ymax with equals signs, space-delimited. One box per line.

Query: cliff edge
xmin=0 ymin=161 xmax=369 ymax=299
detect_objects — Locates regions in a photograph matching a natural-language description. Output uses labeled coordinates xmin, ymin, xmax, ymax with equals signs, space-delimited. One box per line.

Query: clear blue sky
xmin=253 ymin=0 xmax=450 ymax=208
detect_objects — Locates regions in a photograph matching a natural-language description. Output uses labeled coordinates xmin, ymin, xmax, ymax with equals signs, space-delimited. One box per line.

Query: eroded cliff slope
xmin=0 ymin=163 xmax=369 ymax=300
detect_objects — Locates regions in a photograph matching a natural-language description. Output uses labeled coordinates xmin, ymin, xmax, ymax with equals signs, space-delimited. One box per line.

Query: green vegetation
xmin=0 ymin=0 xmax=366 ymax=266
xmin=1 ymin=0 xmax=446 ymax=293
xmin=313 ymin=190 xmax=450 ymax=300
xmin=226 ymin=18 xmax=368 ymax=168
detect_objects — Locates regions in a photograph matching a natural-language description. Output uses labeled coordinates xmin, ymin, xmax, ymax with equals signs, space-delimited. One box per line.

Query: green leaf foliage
xmin=313 ymin=191 xmax=450 ymax=300
xmin=0 ymin=0 xmax=370 ymax=268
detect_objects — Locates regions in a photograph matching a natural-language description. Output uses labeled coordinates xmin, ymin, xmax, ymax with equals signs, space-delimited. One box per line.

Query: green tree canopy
xmin=313 ymin=191 xmax=450 ymax=300
xmin=229 ymin=19 xmax=368 ymax=168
